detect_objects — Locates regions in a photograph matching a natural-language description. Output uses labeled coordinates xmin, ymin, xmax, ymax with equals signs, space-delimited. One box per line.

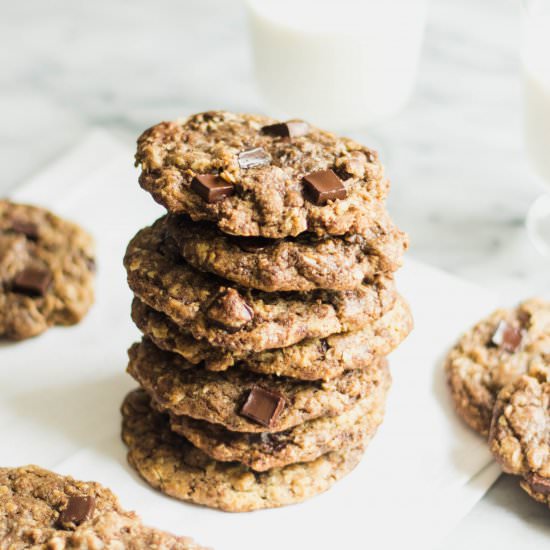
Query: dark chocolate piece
xmin=12 ymin=267 xmax=52 ymax=297
xmin=526 ymin=473 xmax=550 ymax=495
xmin=58 ymin=495 xmax=95 ymax=527
xmin=491 ymin=320 xmax=522 ymax=353
xmin=261 ymin=120 xmax=309 ymax=138
xmin=240 ymin=386 xmax=286 ymax=428
xmin=237 ymin=147 xmax=271 ymax=169
xmin=85 ymin=257 xmax=97 ymax=273
xmin=191 ymin=174 xmax=234 ymax=203
xmin=10 ymin=219 xmax=39 ymax=240
xmin=206 ymin=288 xmax=254 ymax=331
xmin=303 ymin=169 xmax=347 ymax=205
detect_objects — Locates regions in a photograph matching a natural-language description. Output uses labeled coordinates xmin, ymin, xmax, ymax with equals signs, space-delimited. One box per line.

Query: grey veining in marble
xmin=1 ymin=0 xmax=549 ymax=546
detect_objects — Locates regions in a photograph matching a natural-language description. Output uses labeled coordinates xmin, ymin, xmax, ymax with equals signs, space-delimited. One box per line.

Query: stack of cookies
xmin=121 ymin=111 xmax=413 ymax=512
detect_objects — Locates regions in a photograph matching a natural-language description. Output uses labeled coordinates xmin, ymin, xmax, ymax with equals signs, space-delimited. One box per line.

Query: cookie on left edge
xmin=0 ymin=200 xmax=95 ymax=340
xmin=0 ymin=465 xmax=207 ymax=548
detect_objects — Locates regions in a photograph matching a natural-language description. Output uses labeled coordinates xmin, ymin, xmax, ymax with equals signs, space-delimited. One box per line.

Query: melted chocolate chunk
xmin=261 ymin=120 xmax=309 ymax=138
xmin=491 ymin=320 xmax=523 ymax=353
xmin=303 ymin=169 xmax=347 ymax=205
xmin=235 ymin=236 xmax=280 ymax=252
xmin=237 ymin=147 xmax=271 ymax=169
xmin=10 ymin=219 xmax=39 ymax=240
xmin=259 ymin=431 xmax=289 ymax=452
xmin=206 ymin=288 xmax=254 ymax=331
xmin=526 ymin=473 xmax=550 ymax=495
xmin=191 ymin=174 xmax=234 ymax=203
xmin=85 ymin=257 xmax=97 ymax=273
xmin=240 ymin=386 xmax=286 ymax=428
xmin=58 ymin=495 xmax=95 ymax=528
xmin=12 ymin=267 xmax=52 ymax=297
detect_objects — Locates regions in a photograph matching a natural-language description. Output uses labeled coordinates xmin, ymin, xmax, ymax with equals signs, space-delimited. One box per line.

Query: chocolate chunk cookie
xmin=167 ymin=363 xmax=390 ymax=471
xmin=445 ymin=299 xmax=550 ymax=435
xmin=135 ymin=111 xmax=390 ymax=238
xmin=0 ymin=200 xmax=95 ymax=340
xmin=489 ymin=375 xmax=550 ymax=507
xmin=127 ymin=338 xmax=388 ymax=433
xmin=124 ymin=217 xmax=396 ymax=353
xmin=121 ymin=390 xmax=367 ymax=512
xmin=131 ymin=294 xmax=413 ymax=380
xmin=0 ymin=465 xmax=205 ymax=548
xmin=165 ymin=212 xmax=407 ymax=292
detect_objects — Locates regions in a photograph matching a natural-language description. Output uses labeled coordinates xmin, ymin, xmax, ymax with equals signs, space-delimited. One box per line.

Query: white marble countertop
xmin=1 ymin=0 xmax=548 ymax=546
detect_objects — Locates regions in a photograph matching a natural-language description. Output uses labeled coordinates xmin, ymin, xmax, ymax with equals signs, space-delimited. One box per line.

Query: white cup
xmin=246 ymin=0 xmax=428 ymax=130
xmin=522 ymin=0 xmax=550 ymax=184
xmin=522 ymin=0 xmax=550 ymax=255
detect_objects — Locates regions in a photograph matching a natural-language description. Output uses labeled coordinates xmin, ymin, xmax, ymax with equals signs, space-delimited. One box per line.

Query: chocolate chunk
xmin=85 ymin=257 xmax=97 ymax=273
xmin=261 ymin=120 xmax=309 ymax=138
xmin=240 ymin=386 xmax=286 ymax=428
xmin=235 ymin=236 xmax=280 ymax=252
xmin=206 ymin=288 xmax=254 ymax=331
xmin=526 ymin=473 xmax=550 ymax=495
xmin=260 ymin=431 xmax=289 ymax=452
xmin=303 ymin=169 xmax=347 ymax=205
xmin=10 ymin=219 xmax=39 ymax=240
xmin=491 ymin=320 xmax=523 ymax=353
xmin=237 ymin=147 xmax=271 ymax=169
xmin=13 ymin=267 xmax=52 ymax=297
xmin=58 ymin=495 xmax=95 ymax=527
xmin=191 ymin=174 xmax=234 ymax=203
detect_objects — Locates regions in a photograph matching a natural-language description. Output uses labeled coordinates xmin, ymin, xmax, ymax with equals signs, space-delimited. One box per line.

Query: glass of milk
xmin=245 ymin=0 xmax=428 ymax=131
xmin=523 ymin=0 xmax=550 ymax=254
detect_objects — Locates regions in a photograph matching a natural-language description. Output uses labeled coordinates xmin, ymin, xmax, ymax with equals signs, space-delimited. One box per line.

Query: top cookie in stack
xmin=122 ymin=111 xmax=412 ymax=512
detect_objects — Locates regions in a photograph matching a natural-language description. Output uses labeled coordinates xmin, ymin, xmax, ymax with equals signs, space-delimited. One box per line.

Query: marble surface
xmin=1 ymin=0 xmax=548 ymax=545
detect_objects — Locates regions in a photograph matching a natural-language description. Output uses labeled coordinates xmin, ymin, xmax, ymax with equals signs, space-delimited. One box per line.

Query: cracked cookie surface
xmin=167 ymin=363 xmax=390 ymax=471
xmin=0 ymin=200 xmax=95 ymax=340
xmin=136 ymin=111 xmax=389 ymax=238
xmin=0 ymin=465 xmax=206 ymax=548
xmin=124 ymin=217 xmax=396 ymax=354
xmin=165 ymin=213 xmax=407 ymax=292
xmin=445 ymin=299 xmax=550 ymax=435
xmin=489 ymin=375 xmax=550 ymax=507
xmin=127 ymin=338 xmax=388 ymax=433
xmin=132 ymin=294 xmax=412 ymax=380
xmin=121 ymin=390 xmax=367 ymax=512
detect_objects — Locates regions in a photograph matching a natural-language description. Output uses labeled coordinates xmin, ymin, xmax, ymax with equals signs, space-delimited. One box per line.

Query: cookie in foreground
xmin=124 ymin=216 xmax=397 ymax=353
xmin=127 ymin=338 xmax=389 ymax=433
xmin=136 ymin=111 xmax=389 ymax=238
xmin=445 ymin=298 xmax=550 ymax=435
xmin=121 ymin=389 xmax=367 ymax=512
xmin=0 ymin=200 xmax=95 ymax=340
xmin=0 ymin=464 xmax=207 ymax=548
xmin=131 ymin=294 xmax=412 ymax=380
xmin=165 ymin=211 xmax=407 ymax=292
xmin=167 ymin=362 xmax=390 ymax=471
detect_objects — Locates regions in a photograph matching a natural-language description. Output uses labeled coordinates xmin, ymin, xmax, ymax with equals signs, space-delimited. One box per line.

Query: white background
xmin=1 ymin=0 xmax=549 ymax=546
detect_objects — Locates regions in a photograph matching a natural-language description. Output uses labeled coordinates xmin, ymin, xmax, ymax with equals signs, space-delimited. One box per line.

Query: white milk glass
xmin=523 ymin=0 xmax=550 ymax=254
xmin=246 ymin=0 xmax=428 ymax=130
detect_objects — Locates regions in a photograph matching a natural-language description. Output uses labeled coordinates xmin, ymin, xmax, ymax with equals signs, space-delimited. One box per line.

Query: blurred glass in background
xmin=245 ymin=0 xmax=428 ymax=131
xmin=523 ymin=0 xmax=550 ymax=255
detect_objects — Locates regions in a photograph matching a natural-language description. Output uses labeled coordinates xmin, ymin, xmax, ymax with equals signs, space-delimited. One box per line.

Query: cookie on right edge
xmin=489 ymin=375 xmax=550 ymax=507
xmin=445 ymin=299 xmax=550 ymax=435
